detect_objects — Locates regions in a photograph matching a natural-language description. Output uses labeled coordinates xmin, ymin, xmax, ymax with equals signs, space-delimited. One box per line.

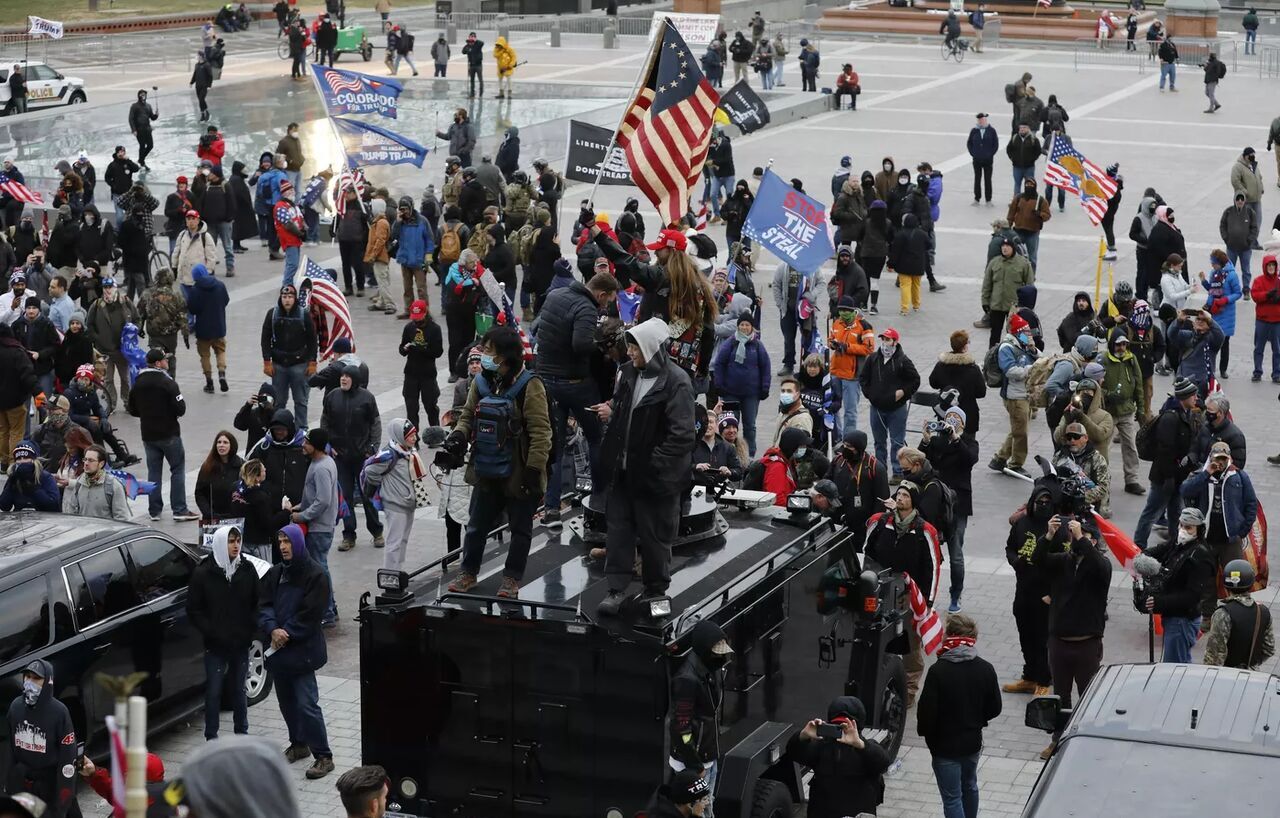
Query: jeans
xmin=869 ymin=403 xmax=909 ymax=477
xmin=394 ymin=52 xmax=418 ymax=74
xmin=1159 ymin=61 xmax=1177 ymax=89
xmin=203 ymin=649 xmax=249 ymax=739
xmin=271 ymin=362 xmax=311 ymax=429
xmin=1205 ymin=80 xmax=1219 ymax=109
xmin=282 ymin=245 xmax=300 ymax=286
xmin=1245 ymin=28 xmax=1257 ymax=53
xmin=543 ymin=377 xmax=603 ymax=509
xmin=273 ymin=669 xmax=330 ymax=756
xmin=772 ymin=60 xmax=784 ymax=85
xmin=286 ymin=171 xmax=302 ymax=194
xmin=1011 ymin=165 xmax=1036 ymax=195
xmin=949 ymin=514 xmax=968 ymax=599
xmin=336 ymin=453 xmax=383 ymax=539
xmin=144 ymin=436 xmax=189 ymax=517
xmin=306 ymin=530 xmax=337 ymax=623
xmin=1254 ymin=319 xmax=1280 ymax=379
xmin=304 ymin=208 xmax=319 ymax=243
xmin=932 ymin=753 xmax=980 ymax=818
xmin=708 ymin=175 xmax=735 ymax=217
xmin=1249 ymin=201 xmax=1263 ymax=247
xmin=835 ymin=377 xmax=861 ymax=436
xmin=461 ymin=487 xmax=537 ymax=580
xmin=1016 ymin=228 xmax=1040 ymax=270
xmin=760 ymin=67 xmax=774 ymax=89
xmin=434 ymin=62 xmax=447 ymax=77
xmin=1227 ymin=250 xmax=1252 ymax=293
xmin=1135 ymin=478 xmax=1182 ymax=548
xmin=1161 ymin=615 xmax=1201 ymax=662
xmin=212 ymin=220 xmax=235 ymax=272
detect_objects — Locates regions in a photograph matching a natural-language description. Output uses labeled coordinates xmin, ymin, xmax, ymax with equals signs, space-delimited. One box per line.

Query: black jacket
xmin=916 ymin=651 xmax=1002 ymax=758
xmin=784 ymin=730 xmax=891 ymax=818
xmin=127 ymin=101 xmax=157 ymax=135
xmin=865 ymin=512 xmax=940 ymax=603
xmin=598 ymin=347 xmax=695 ymax=498
xmin=887 ymin=219 xmax=930 ymax=276
xmin=6 ymin=659 xmax=78 ymax=818
xmin=105 ymin=156 xmax=140 ymax=195
xmin=1149 ymin=403 xmax=1200 ymax=484
xmin=126 ymin=367 xmax=186 ymax=442
xmin=692 ymin=437 xmax=744 ymax=483
xmin=457 ymin=180 xmax=488 ymax=226
xmin=1190 ymin=418 xmax=1247 ymax=470
xmin=922 ymin=434 xmax=979 ymax=517
xmin=400 ymin=317 xmax=444 ymax=378
xmin=828 ymin=449 xmax=891 ymax=547
xmin=231 ymin=481 xmax=292 ymax=553
xmin=1057 ymin=292 xmax=1096 ymax=351
xmin=187 ymin=555 xmax=260 ymax=656
xmin=76 ymin=211 xmax=114 ymax=268
xmin=260 ymin=547 xmax=329 ymax=674
xmin=669 ymin=620 xmax=727 ymax=768
xmin=858 ymin=347 xmax=920 ymax=411
xmin=928 ymin=351 xmax=986 ymax=435
xmin=195 ymin=456 xmax=244 ymax=521
xmin=250 ymin=409 xmax=310 ymax=508
xmin=200 ymin=181 xmax=235 ymax=226
xmin=1034 ymin=530 xmax=1112 ymax=638
xmin=229 ymin=163 xmax=259 ymax=242
xmin=483 ymin=228 xmax=517 ymax=290
xmin=535 ymin=281 xmax=600 ymax=379
xmin=321 ymin=385 xmax=381 ymax=459
xmin=261 ymin=298 xmax=318 ymax=366
xmin=234 ymin=383 xmax=279 ymax=449
xmin=1144 ymin=536 xmax=1214 ymax=618
xmin=12 ymin=313 xmax=59 ymax=377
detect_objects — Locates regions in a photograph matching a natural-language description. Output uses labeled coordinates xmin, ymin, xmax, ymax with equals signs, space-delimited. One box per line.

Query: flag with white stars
xmin=1042 ymin=134 xmax=1117 ymax=226
xmin=617 ymin=18 xmax=720 ymax=226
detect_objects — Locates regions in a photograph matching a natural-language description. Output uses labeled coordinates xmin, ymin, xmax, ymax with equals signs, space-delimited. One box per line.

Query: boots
xmin=218 ymin=371 xmax=229 ymax=393
xmin=204 ymin=375 xmax=215 ymax=394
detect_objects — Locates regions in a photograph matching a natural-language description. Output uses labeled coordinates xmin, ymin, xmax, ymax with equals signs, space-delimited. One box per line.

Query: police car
xmin=0 ymin=61 xmax=87 ymax=113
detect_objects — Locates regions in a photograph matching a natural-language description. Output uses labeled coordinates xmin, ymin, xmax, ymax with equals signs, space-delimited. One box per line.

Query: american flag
xmin=1038 ymin=0 xmax=1052 ymax=8
xmin=694 ymin=200 xmax=708 ymax=231
xmin=334 ymin=167 xmax=367 ymax=217
xmin=1042 ymin=134 xmax=1117 ymax=226
xmin=0 ymin=172 xmax=43 ymax=204
xmin=907 ymin=574 xmax=943 ymax=655
xmin=618 ymin=19 xmax=720 ymax=226
xmin=299 ymin=257 xmax=355 ymax=359
xmin=108 ymin=468 xmax=156 ymax=499
xmin=323 ymin=70 xmax=364 ymax=95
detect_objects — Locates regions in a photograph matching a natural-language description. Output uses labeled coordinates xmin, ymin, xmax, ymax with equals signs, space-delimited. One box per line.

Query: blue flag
xmin=617 ymin=289 xmax=642 ymax=324
xmin=312 ymin=65 xmax=403 ymax=118
xmin=331 ymin=117 xmax=428 ymax=168
xmin=742 ymin=169 xmax=834 ymax=275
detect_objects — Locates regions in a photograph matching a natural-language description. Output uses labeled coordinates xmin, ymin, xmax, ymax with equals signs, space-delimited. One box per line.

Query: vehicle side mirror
xmin=1025 ymin=695 xmax=1069 ymax=734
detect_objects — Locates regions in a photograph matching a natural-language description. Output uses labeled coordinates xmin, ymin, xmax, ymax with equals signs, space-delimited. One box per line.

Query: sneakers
xmin=948 ymin=596 xmax=962 ymax=614
xmin=1006 ymin=465 xmax=1030 ymax=477
xmin=1268 ymin=453 xmax=1280 ymax=466
xmin=987 ymin=457 xmax=1007 ymax=473
xmin=305 ymin=756 xmax=335 ymax=779
xmin=173 ymin=511 xmax=200 ymax=522
xmin=338 ymin=536 xmax=356 ymax=552
xmin=973 ymin=315 xmax=991 ymax=329
xmin=1124 ymin=482 xmax=1147 ymax=496
xmin=447 ymin=573 xmax=478 ymax=593
xmin=373 ymin=535 xmax=385 ymax=548
xmin=150 ymin=514 xmax=162 ymax=522
xmin=284 ymin=743 xmax=312 ymax=763
xmin=496 ymin=577 xmax=520 ymax=598
xmin=1002 ymin=678 xmax=1038 ymax=694
xmin=541 ymin=509 xmax=563 ymax=530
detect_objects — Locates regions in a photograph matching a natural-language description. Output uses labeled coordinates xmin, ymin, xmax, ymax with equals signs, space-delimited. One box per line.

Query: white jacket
xmin=173 ymin=223 xmax=223 ymax=286
xmin=1160 ymin=270 xmax=1195 ymax=312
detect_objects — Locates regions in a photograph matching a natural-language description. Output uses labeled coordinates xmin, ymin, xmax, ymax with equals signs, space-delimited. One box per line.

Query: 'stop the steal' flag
xmin=312 ymin=65 xmax=403 ymax=118
xmin=331 ymin=117 xmax=428 ymax=168
xmin=743 ymin=169 xmax=834 ymax=274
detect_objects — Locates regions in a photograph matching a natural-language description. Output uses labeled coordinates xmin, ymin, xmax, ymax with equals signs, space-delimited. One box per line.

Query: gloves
xmin=981 ymin=304 xmax=989 ymax=314
xmin=138 ymin=328 xmax=146 ymax=339
xmin=263 ymin=360 xmax=274 ymax=377
xmin=306 ymin=360 xmax=317 ymax=376
xmin=759 ymin=392 xmax=770 ymax=401
xmin=443 ymin=430 xmax=468 ymax=456
xmin=1212 ymin=297 xmax=1228 ymax=311
xmin=580 ymin=205 xmax=596 ymax=226
xmin=522 ymin=466 xmax=543 ymax=497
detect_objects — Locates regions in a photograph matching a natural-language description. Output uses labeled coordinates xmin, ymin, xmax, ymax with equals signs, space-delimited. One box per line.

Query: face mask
xmin=898 ymin=176 xmax=910 ymax=186
xmin=795 ymin=447 xmax=808 ymax=459
xmin=1017 ymin=332 xmax=1031 ymax=344
xmin=22 ymin=679 xmax=39 ymax=706
xmin=1205 ymin=412 xmax=1219 ymax=425
xmin=1177 ymin=528 xmax=1197 ymax=544
xmin=843 ymin=446 xmax=861 ymax=459
xmin=705 ymin=654 xmax=730 ymax=670
xmin=883 ymin=163 xmax=892 ymax=172
xmin=779 ymin=392 xmax=797 ymax=406
xmin=881 ymin=341 xmax=896 ymax=357
xmin=480 ymin=353 xmax=498 ymax=372
xmin=838 ymin=310 xmax=856 ymax=323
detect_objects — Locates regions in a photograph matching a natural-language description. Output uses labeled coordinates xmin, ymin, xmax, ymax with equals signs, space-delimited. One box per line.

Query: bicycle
xmin=941 ymin=37 xmax=969 ymax=62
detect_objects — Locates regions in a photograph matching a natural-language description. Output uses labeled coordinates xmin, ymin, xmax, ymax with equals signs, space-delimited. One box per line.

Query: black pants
xmin=1013 ymin=593 xmax=1051 ymax=686
xmin=988 ymin=309 xmax=1008 ymax=348
xmin=319 ymin=47 xmax=335 ymax=67
xmin=1101 ymin=208 xmax=1117 ymax=250
xmin=445 ymin=306 xmax=474 ymax=376
xmin=195 ymin=85 xmax=209 ymax=115
xmin=1202 ymin=538 xmax=1246 ymax=619
xmin=292 ymin=54 xmax=304 ymax=78
xmin=604 ymin=479 xmax=680 ymax=594
xmin=7 ymin=763 xmax=83 ymax=818
xmin=972 ymin=159 xmax=993 ymax=202
xmin=834 ymin=88 xmax=857 ymax=109
xmin=137 ymin=130 xmax=154 ymax=166
xmin=338 ymin=239 xmax=370 ymax=291
xmin=402 ymin=372 xmax=441 ymax=431
xmin=335 ymin=453 xmax=384 ymax=539
xmin=468 ymin=65 xmax=484 ymax=96
xmin=434 ymin=63 xmax=447 ymax=77
xmin=1220 ymin=336 xmax=1231 ymax=373
xmin=801 ymin=70 xmax=816 ymax=92
xmin=1048 ymin=635 xmax=1102 ymax=709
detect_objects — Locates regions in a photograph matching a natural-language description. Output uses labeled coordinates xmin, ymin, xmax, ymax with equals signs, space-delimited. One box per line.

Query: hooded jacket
xmin=13 ymin=310 xmax=59 ymax=377
xmin=1253 ymin=255 xmax=1280 ymax=322
xmin=997 ymin=333 xmax=1037 ymax=401
xmin=873 ymin=158 xmax=896 ymax=203
xmin=1007 ymin=187 xmax=1051 ymax=232
xmin=598 ymin=317 xmax=696 ymax=498
xmin=669 ymin=620 xmax=729 ymax=768
xmin=259 ymin=524 xmax=329 ymax=674
xmin=1181 ymin=462 xmax=1258 ymax=542
xmin=229 ymin=161 xmax=259 ymax=242
xmin=76 ymin=205 xmax=114 ymax=268
xmin=252 ymin=409 xmax=309 ymax=508
xmin=1143 ymin=533 xmax=1214 ymax=619
xmin=827 ymin=435 xmax=891 ymax=541
xmin=321 ymin=372 xmax=382 ymax=459
xmin=361 ymin=420 xmax=421 ymax=513
xmin=1100 ymin=330 xmax=1145 ymax=418
xmin=186 ymin=264 xmax=229 ymax=339
xmin=785 ymin=695 xmax=892 ymax=818
xmin=128 ymin=364 xmax=186 ymax=442
xmin=495 ymin=125 xmax=521 ymax=178
xmin=86 ymin=290 xmax=139 ymax=353
xmin=188 ymin=526 xmax=260 ymax=655
xmin=1053 ymin=387 xmax=1114 ymax=458
xmin=858 ymin=343 xmax=920 ymax=410
xmin=233 ymin=383 xmax=279 ymax=450
xmin=1202 ymin=261 xmax=1242 ymax=337
xmin=1220 ymin=201 xmax=1258 ymax=252
xmin=1169 ymin=314 xmax=1225 ymax=388
xmin=1230 ymin=154 xmax=1264 ymax=203
xmin=261 ymin=291 xmax=317 ymax=366
xmin=1044 ymin=334 xmax=1098 ymax=404
xmin=1148 ymin=400 xmax=1200 ymax=484
xmin=1057 ymin=291 xmax=1095 ymax=351
xmin=887 ymin=213 xmax=929 ymax=276
xmin=916 ymin=641 xmax=1002 ymax=759
xmin=400 ymin=314 xmax=444 ymax=378
xmin=1052 ymin=441 xmax=1111 ymax=514
xmin=928 ymin=351 xmax=986 ymax=435
xmin=7 ymin=658 xmax=78 ymax=818
xmin=1190 ymin=416 xmax=1247 ymax=470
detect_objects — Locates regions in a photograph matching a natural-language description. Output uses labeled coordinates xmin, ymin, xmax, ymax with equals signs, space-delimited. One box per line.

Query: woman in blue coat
xmin=1200 ymin=249 xmax=1242 ymax=376
xmin=712 ymin=314 xmax=771 ymax=457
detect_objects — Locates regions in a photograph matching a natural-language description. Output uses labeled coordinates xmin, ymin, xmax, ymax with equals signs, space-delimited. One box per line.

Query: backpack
xmin=1135 ymin=411 xmax=1163 ymax=461
xmin=982 ymin=345 xmax=1003 ymax=388
xmin=1004 ymin=83 xmax=1017 ymax=103
xmin=925 ymin=476 xmax=957 ymax=543
xmin=401 ymin=32 xmax=415 ymax=51
xmin=1215 ymin=59 xmax=1227 ymax=79
xmin=968 ymin=10 xmax=980 ymax=26
xmin=471 ymin=370 xmax=536 ymax=480
xmin=438 ymin=224 xmax=462 ymax=264
xmin=513 ymin=224 xmax=537 ymax=267
xmin=1025 ymin=352 xmax=1075 ymax=409
xmin=467 ymin=221 xmax=490 ymax=258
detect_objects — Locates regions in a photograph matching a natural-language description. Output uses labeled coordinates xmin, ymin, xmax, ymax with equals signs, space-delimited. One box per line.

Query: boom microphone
xmin=1133 ymin=553 xmax=1162 ymax=578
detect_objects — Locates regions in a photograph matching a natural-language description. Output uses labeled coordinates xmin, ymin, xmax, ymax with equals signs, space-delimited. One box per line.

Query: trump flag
xmin=742 ymin=169 xmax=834 ymax=274
xmin=312 ymin=65 xmax=403 ymax=118
xmin=331 ymin=117 xmax=428 ymax=168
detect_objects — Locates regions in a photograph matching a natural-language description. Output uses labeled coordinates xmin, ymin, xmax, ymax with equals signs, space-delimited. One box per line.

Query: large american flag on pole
xmin=333 ymin=167 xmax=367 ymax=217
xmin=299 ymin=257 xmax=355 ymax=359
xmin=1042 ymin=134 xmax=1117 ymax=226
xmin=617 ymin=19 xmax=720 ymax=227
xmin=0 ymin=172 xmax=43 ymax=204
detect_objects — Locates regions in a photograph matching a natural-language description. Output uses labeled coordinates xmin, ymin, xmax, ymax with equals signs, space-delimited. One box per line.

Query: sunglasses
xmin=1065 ymin=433 xmax=1086 ymax=441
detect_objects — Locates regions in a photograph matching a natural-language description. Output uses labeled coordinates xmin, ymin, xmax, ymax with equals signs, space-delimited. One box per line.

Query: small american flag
xmin=108 ymin=468 xmax=156 ymax=499
xmin=618 ymin=19 xmax=720 ymax=226
xmin=299 ymin=257 xmax=355 ymax=359
xmin=0 ymin=171 xmax=42 ymax=204
xmin=334 ymin=167 xmax=367 ymax=217
xmin=1042 ymin=134 xmax=1117 ymax=226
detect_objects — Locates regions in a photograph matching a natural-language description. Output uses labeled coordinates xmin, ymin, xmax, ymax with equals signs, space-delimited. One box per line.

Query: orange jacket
xmin=828 ymin=316 xmax=875 ymax=380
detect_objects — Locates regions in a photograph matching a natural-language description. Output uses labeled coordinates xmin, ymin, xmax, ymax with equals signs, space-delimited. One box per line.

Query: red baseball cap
xmin=409 ymin=299 xmax=427 ymax=320
xmin=185 ymin=209 xmax=200 ymax=219
xmin=1009 ymin=313 xmax=1030 ymax=334
xmin=646 ymin=228 xmax=688 ymax=252
xmin=878 ymin=327 xmax=900 ymax=342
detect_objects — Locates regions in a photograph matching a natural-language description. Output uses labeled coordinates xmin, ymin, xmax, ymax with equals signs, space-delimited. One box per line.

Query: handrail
xmin=432 ymin=591 xmax=588 ymax=621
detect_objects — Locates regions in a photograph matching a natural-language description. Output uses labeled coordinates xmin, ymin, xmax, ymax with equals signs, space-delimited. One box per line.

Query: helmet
xmin=1222 ymin=559 xmax=1255 ymax=591
xmin=462 ymin=167 xmax=477 ymax=180
xmin=511 ymin=170 xmax=529 ymax=185
xmin=1114 ymin=280 xmax=1134 ymax=302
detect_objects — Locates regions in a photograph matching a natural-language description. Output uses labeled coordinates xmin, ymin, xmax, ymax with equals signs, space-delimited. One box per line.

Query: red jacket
xmin=1252 ymin=257 xmax=1280 ymax=323
xmin=87 ymin=752 xmax=166 ymax=805
xmin=759 ymin=448 xmax=796 ymax=505
xmin=273 ymin=198 xmax=305 ymax=250
xmin=196 ymin=133 xmax=226 ymax=165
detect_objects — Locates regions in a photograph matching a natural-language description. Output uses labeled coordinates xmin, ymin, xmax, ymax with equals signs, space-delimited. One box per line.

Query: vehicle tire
xmin=68 ymin=91 xmax=86 ymax=105
xmin=278 ymin=40 xmax=290 ymax=60
xmin=362 ymin=43 xmax=373 ymax=61
xmin=245 ymin=638 xmax=273 ymax=705
xmin=878 ymin=653 xmax=908 ymax=761
xmin=748 ymin=780 xmax=792 ymax=818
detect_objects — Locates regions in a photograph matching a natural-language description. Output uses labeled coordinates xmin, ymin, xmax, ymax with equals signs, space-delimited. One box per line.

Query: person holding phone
xmin=784 ymin=695 xmax=892 ymax=817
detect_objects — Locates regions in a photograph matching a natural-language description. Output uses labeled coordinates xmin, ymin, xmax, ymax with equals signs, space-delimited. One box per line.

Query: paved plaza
xmin=5 ymin=14 xmax=1272 ymax=818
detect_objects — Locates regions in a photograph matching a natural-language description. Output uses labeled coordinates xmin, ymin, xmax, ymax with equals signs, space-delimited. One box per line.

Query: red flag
xmin=617 ymin=19 xmax=720 ymax=226
xmin=1092 ymin=511 xmax=1140 ymax=571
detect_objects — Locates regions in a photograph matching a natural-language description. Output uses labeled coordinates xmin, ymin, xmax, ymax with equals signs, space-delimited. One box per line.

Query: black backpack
xmin=1135 ymin=411 xmax=1163 ymax=461
xmin=925 ymin=477 xmax=957 ymax=544
xmin=982 ymin=345 xmax=1004 ymax=389
xmin=1004 ymin=83 xmax=1017 ymax=103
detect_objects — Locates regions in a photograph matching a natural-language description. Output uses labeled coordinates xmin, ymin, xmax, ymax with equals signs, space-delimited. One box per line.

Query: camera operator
xmin=866 ymin=482 xmax=943 ymax=705
xmin=1052 ymin=422 xmax=1110 ymax=518
xmin=668 ymin=620 xmax=732 ymax=815
xmin=920 ymin=406 xmax=978 ymax=614
xmin=828 ymin=429 xmax=891 ymax=551
xmin=1052 ymin=377 xmax=1113 ymax=463
xmin=1033 ymin=509 xmax=1111 ymax=758
xmin=1180 ymin=440 xmax=1258 ymax=620
xmin=784 ymin=696 xmax=892 ymax=818
xmin=1203 ymin=559 xmax=1275 ymax=669
xmin=1137 ymin=507 xmax=1214 ymax=663
xmin=692 ymin=404 xmax=743 ymax=487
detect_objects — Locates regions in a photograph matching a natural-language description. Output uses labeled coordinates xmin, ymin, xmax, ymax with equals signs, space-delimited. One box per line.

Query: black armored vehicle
xmin=359 ymin=488 xmax=911 ymax=818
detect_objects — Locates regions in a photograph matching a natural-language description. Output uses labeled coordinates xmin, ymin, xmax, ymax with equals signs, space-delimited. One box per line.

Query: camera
xmin=816 ymin=722 xmax=844 ymax=741
xmin=926 ymin=420 xmax=953 ymax=438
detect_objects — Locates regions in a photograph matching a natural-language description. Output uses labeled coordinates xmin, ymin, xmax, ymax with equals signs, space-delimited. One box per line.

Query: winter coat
xmin=887 ymin=184 xmax=931 ymax=231
xmin=0 ymin=462 xmax=60 ymax=512
xmin=771 ymin=263 xmax=823 ymax=316
xmin=140 ymin=271 xmax=189 ymax=338
xmin=1230 ymin=155 xmax=1264 ymax=203
xmin=230 ymin=480 xmax=291 ymax=553
xmin=391 ymin=212 xmax=433 ymax=267
xmin=454 ymin=365 xmax=553 ymax=497
xmin=1144 ymin=536 xmax=1214 ymax=619
xmin=828 ymin=315 xmax=874 ymax=381
xmin=174 ymin=224 xmax=223 ymax=286
xmin=361 ymin=420 xmax=423 ymax=513
xmin=229 ymin=163 xmax=259 ymax=241
xmin=275 ymin=134 xmax=305 ymax=172
xmin=865 ymin=511 xmax=942 ymax=602
xmin=829 ymin=258 xmax=868 ymax=312
xmin=12 ymin=313 xmax=59 ymax=377
xmin=86 ymin=296 xmax=138 ymax=353
xmin=195 ymin=456 xmax=244 ymax=521
xmin=62 ymin=470 xmax=131 ymax=520
xmin=1053 ymin=390 xmax=1115 ymax=456
xmin=321 ymin=385 xmax=381 ymax=459
xmin=858 ymin=346 xmax=920 ymax=411
xmin=831 ymin=185 xmax=867 ymax=243
xmin=858 ymin=210 xmax=892 ymax=260
xmin=1101 ymin=345 xmax=1144 ymax=419
xmin=439 ymin=120 xmax=477 ymax=160
xmin=128 ymin=366 xmax=186 ymax=442
xmin=1007 ymin=192 xmax=1051 ymax=233
xmin=981 ymin=252 xmax=1034 ymax=313
xmin=967 ymin=125 xmax=999 ymax=162
xmin=711 ymin=331 xmax=771 ymax=399
xmin=400 ymin=317 xmax=444 ymax=377
xmin=1148 ymin=404 xmax=1200 ymax=484
xmin=5 ymin=658 xmax=79 ymax=818
xmin=920 ymin=433 xmax=979 ymax=517
xmin=105 ymin=156 xmax=140 ymax=195
xmin=188 ymin=553 xmax=260 ymax=656
xmin=494 ymin=36 xmax=517 ymax=76
xmin=1057 ymin=292 xmax=1095 ymax=351
xmin=1190 ymin=418 xmax=1248 ymax=471
xmin=1181 ymin=466 xmax=1258 ymax=542
xmin=1203 ymin=263 xmax=1242 ymax=336
xmin=1252 ymin=263 xmax=1280 ymax=323
xmin=259 ymin=528 xmax=330 ymax=674
xmin=1219 ymin=203 xmax=1257 ymax=252
xmin=997 ymin=335 xmax=1037 ymax=401
xmin=261 ymin=295 xmax=317 ymax=366
xmin=250 ymin=409 xmax=309 ymax=508
xmin=887 ymin=215 xmax=929 ymax=277
xmin=186 ymin=266 xmax=229 ymax=340
xmin=925 ymin=172 xmax=943 ymax=223
xmin=916 ymin=648 xmax=1002 ymax=758
xmin=928 ymin=351 xmax=987 ymax=435
xmin=784 ymin=719 xmax=892 ymax=818
xmin=45 ymin=220 xmax=80 ymax=270
xmin=76 ymin=209 xmax=114 ymax=268
xmin=1145 ymin=221 xmax=1187 ymax=282
xmin=1034 ymin=529 xmax=1112 ymax=638
xmin=1005 ymin=132 xmax=1042 ymax=168
xmin=1169 ymin=317 xmax=1225 ymax=387
xmin=536 ymin=282 xmax=601 ymax=380
xmin=495 ymin=129 xmax=521 ymax=180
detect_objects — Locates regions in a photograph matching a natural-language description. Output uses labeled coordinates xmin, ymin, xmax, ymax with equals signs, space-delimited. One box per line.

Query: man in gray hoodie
xmin=360 ymin=418 xmax=424 ymax=571
xmin=291 ymin=427 xmax=340 ymax=626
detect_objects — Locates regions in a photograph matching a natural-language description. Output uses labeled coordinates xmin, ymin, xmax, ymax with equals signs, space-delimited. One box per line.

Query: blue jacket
xmin=967 ymin=125 xmax=999 ymax=162
xmin=1169 ymin=318 xmax=1225 ymax=388
xmin=926 ymin=172 xmax=943 ymax=223
xmin=1202 ymin=262 xmax=1242 ymax=337
xmin=1180 ymin=467 xmax=1258 ymax=541
xmin=391 ymin=214 xmax=434 ymax=267
xmin=997 ymin=335 xmax=1036 ymax=400
xmin=186 ymin=264 xmax=229 ymax=340
xmin=0 ymin=463 xmax=60 ymax=511
xmin=799 ymin=48 xmax=820 ymax=74
xmin=254 ymin=168 xmax=285 ymax=215
xmin=711 ymin=333 xmax=771 ymax=399
xmin=259 ymin=524 xmax=330 ymax=674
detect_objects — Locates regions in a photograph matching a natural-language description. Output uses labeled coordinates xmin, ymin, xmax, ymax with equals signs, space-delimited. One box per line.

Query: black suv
xmin=0 ymin=511 xmax=272 ymax=760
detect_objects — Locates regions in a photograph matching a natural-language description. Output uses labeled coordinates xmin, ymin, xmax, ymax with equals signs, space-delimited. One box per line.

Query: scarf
xmin=391 ymin=439 xmax=428 ymax=480
xmin=733 ymin=330 xmax=751 ymax=364
xmin=938 ymin=636 xmax=977 ymax=662
xmin=893 ymin=508 xmax=918 ymax=535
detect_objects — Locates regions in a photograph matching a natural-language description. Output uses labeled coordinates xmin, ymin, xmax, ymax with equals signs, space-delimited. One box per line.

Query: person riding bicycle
xmin=940 ymin=11 xmax=962 ymax=52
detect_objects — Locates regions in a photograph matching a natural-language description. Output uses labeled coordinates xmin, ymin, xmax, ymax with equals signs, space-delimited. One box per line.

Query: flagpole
xmin=587 ymin=17 xmax=668 ymax=212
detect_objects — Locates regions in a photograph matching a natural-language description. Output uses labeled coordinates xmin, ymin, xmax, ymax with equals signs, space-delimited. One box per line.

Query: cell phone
xmin=816 ymin=722 xmax=844 ymax=740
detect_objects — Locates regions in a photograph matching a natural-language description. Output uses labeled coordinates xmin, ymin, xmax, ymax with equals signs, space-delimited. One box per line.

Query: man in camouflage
xmin=441 ymin=156 xmax=463 ymax=211
xmin=139 ymin=268 xmax=190 ymax=377
xmin=1203 ymin=558 xmax=1275 ymax=668
xmin=502 ymin=171 xmax=534 ymax=234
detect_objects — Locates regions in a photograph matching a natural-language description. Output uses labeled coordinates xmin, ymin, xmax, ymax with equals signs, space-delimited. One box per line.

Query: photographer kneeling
xmin=784 ymin=696 xmax=892 ymax=818
xmin=1136 ymin=507 xmax=1214 ymax=662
